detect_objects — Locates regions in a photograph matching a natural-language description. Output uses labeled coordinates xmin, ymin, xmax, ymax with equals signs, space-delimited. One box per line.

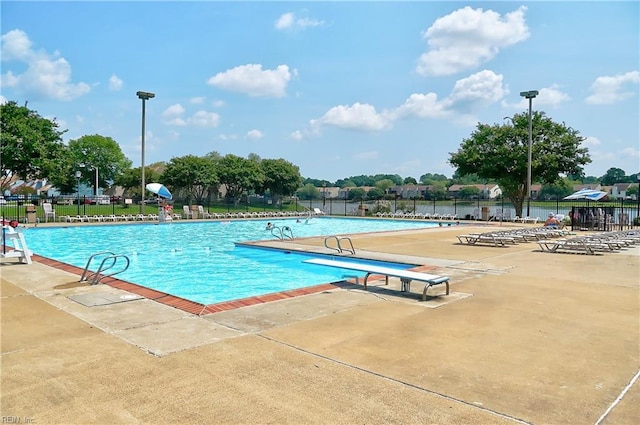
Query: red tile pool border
xmin=26 ymin=252 xmax=355 ymax=316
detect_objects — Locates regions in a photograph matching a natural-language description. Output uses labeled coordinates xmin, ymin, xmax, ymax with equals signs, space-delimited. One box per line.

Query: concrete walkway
xmin=1 ymin=223 xmax=639 ymax=424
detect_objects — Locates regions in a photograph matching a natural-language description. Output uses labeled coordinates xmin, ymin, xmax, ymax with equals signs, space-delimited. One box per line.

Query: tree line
xmin=2 ymin=100 xmax=638 ymax=216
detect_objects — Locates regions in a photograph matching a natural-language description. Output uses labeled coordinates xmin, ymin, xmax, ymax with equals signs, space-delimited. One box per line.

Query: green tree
xmin=600 ymin=167 xmax=628 ymax=185
xmin=259 ymin=158 xmax=303 ymax=201
xmin=161 ymin=155 xmax=217 ymax=204
xmin=429 ymin=182 xmax=448 ymax=200
xmin=458 ymin=186 xmax=480 ymax=199
xmin=449 ymin=111 xmax=591 ymax=216
xmin=539 ymin=179 xmax=573 ymax=200
xmin=366 ymin=187 xmax=385 ymax=200
xmin=403 ymin=176 xmax=417 ymax=184
xmin=66 ymin=134 xmax=132 ymax=195
xmin=297 ymin=183 xmax=320 ymax=200
xmin=375 ymin=179 xmax=395 ymax=193
xmin=419 ymin=173 xmax=449 ymax=184
xmin=0 ymin=101 xmax=67 ymax=191
xmin=347 ymin=187 xmax=366 ymax=200
xmin=113 ymin=166 xmax=161 ymax=199
xmin=217 ymin=154 xmax=264 ymax=204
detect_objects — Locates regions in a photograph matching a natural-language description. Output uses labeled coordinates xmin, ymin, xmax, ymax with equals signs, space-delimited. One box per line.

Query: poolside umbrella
xmin=146 ymin=183 xmax=172 ymax=199
xmin=563 ymin=188 xmax=608 ymax=201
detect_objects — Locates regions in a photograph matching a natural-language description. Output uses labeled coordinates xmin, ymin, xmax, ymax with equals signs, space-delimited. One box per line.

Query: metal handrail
xmin=324 ymin=236 xmax=341 ymax=253
xmin=323 ymin=236 xmax=355 ymax=254
xmin=80 ymin=251 xmax=116 ymax=282
xmin=80 ymin=251 xmax=130 ymax=285
xmin=338 ymin=237 xmax=355 ymax=255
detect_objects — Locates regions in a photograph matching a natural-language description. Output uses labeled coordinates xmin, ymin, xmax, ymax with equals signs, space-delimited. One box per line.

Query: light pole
xmin=136 ymin=91 xmax=155 ymax=213
xmin=94 ymin=166 xmax=99 ymax=196
xmin=520 ymin=90 xmax=538 ymax=217
xmin=322 ymin=182 xmax=326 ymax=209
xmin=636 ymin=174 xmax=640 ymax=221
xmin=75 ymin=170 xmax=82 ymax=215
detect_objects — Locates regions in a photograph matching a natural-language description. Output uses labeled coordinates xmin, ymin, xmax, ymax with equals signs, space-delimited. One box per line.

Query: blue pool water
xmin=23 ymin=217 xmax=441 ymax=304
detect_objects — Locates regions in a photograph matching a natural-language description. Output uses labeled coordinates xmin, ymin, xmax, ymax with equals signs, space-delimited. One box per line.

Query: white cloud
xmin=162 ymin=104 xmax=219 ymax=127
xmin=246 ymin=129 xmax=264 ymax=139
xmin=311 ymin=102 xmax=392 ymax=132
xmin=207 ymin=64 xmax=293 ymax=97
xmin=446 ymin=69 xmax=506 ymax=105
xmin=275 ymin=12 xmax=295 ymax=30
xmin=417 ymin=6 xmax=530 ymax=76
xmin=108 ymin=74 xmax=123 ymax=91
xmin=585 ymin=71 xmax=640 ymax=104
xmin=190 ymin=96 xmax=205 ymax=104
xmin=582 ymin=136 xmax=601 ymax=148
xmin=212 ymin=100 xmax=225 ymax=107
xmin=162 ymin=104 xmax=186 ymax=118
xmin=0 ymin=95 xmax=7 ymax=104
xmin=275 ymin=12 xmax=324 ymax=30
xmin=188 ymin=110 xmax=220 ymax=127
xmin=393 ymin=93 xmax=449 ymax=120
xmin=290 ymin=130 xmax=304 ymax=141
xmin=0 ymin=29 xmax=90 ymax=100
xmin=535 ymin=85 xmax=571 ymax=107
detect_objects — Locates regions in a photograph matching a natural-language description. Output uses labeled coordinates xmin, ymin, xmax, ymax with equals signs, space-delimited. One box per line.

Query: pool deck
xmin=1 ymin=220 xmax=639 ymax=424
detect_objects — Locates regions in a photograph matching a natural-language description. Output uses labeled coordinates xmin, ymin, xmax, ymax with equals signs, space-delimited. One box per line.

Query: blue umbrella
xmin=146 ymin=183 xmax=172 ymax=199
xmin=563 ymin=188 xmax=607 ymax=201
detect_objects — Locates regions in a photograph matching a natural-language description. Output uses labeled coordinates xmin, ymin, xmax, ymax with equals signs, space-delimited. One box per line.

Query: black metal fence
xmin=2 ymin=194 xmax=639 ymax=231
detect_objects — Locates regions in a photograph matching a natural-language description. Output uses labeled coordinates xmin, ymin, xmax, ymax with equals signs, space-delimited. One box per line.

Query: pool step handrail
xmin=324 ymin=236 xmax=355 ymax=255
xmin=270 ymin=225 xmax=294 ymax=241
xmin=80 ymin=251 xmax=131 ymax=285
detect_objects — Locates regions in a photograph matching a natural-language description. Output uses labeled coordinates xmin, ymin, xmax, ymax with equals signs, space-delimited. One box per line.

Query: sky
xmin=1 ymin=1 xmax=639 ymax=183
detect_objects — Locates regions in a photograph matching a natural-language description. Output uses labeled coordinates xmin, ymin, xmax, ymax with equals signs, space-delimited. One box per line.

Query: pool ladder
xmin=324 ymin=236 xmax=355 ymax=255
xmin=80 ymin=251 xmax=131 ymax=285
xmin=271 ymin=225 xmax=294 ymax=241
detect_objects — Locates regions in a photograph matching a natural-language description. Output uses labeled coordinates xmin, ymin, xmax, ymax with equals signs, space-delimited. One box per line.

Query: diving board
xmin=303 ymin=258 xmax=449 ymax=300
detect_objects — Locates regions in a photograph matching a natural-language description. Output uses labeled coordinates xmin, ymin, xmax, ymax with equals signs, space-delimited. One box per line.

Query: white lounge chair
xmin=43 ymin=202 xmax=56 ymax=222
xmin=183 ymin=205 xmax=194 ymax=219
xmin=198 ymin=205 xmax=212 ymax=219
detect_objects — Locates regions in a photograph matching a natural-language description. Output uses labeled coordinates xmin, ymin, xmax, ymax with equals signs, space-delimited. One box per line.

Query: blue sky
xmin=1 ymin=1 xmax=638 ymax=182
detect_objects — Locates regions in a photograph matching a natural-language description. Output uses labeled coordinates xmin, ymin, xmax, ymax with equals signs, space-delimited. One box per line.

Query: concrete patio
xmin=1 ymin=222 xmax=639 ymax=424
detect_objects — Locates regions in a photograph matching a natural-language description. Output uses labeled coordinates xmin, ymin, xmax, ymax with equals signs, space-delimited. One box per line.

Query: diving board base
xmin=304 ymin=258 xmax=450 ymax=301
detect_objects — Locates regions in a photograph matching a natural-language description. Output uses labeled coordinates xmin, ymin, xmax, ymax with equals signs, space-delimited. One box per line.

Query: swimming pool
xmin=23 ymin=217 xmax=441 ymax=304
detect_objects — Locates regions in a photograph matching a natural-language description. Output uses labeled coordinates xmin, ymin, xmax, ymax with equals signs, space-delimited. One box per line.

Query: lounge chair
xmin=198 ymin=205 xmax=212 ymax=219
xmin=538 ymin=238 xmax=610 ymax=255
xmin=457 ymin=233 xmax=517 ymax=247
xmin=43 ymin=202 xmax=56 ymax=222
xmin=183 ymin=205 xmax=194 ymax=219
xmin=313 ymin=207 xmax=325 ymax=215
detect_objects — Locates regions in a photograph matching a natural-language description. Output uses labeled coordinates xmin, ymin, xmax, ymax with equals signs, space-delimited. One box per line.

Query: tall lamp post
xmin=636 ymin=174 xmax=640 ymax=222
xmin=519 ymin=90 xmax=538 ymax=217
xmin=94 ymin=166 xmax=99 ymax=196
xmin=322 ymin=182 xmax=326 ymax=209
xmin=136 ymin=91 xmax=155 ymax=213
xmin=75 ymin=170 xmax=82 ymax=215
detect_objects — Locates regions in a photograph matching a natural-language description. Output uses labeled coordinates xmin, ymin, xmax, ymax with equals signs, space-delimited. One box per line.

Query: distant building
xmin=447 ymin=184 xmax=502 ymax=199
xmin=610 ymin=183 xmax=634 ymax=199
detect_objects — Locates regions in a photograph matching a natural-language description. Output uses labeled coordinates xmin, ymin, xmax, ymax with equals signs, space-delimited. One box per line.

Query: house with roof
xmin=610 ymin=183 xmax=634 ymax=199
xmin=447 ymin=184 xmax=502 ymax=199
xmin=573 ymin=183 xmax=602 ymax=192
xmin=389 ymin=185 xmax=435 ymax=199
